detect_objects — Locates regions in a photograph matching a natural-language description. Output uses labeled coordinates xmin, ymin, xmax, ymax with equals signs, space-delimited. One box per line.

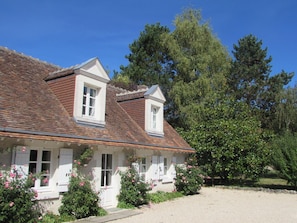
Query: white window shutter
xmin=13 ymin=147 xmax=30 ymax=178
xmin=159 ymin=156 xmax=164 ymax=179
xmin=58 ymin=148 xmax=73 ymax=192
xmin=151 ymin=156 xmax=159 ymax=180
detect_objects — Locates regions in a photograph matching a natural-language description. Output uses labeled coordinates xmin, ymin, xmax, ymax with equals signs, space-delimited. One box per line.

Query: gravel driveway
xmin=109 ymin=187 xmax=297 ymax=223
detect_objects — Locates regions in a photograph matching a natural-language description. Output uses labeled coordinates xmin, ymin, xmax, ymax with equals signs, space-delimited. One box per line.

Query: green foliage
xmin=59 ymin=147 xmax=104 ymax=219
xmin=179 ymin=98 xmax=272 ymax=182
xmin=274 ymin=87 xmax=297 ymax=133
xmin=74 ymin=147 xmax=94 ymax=167
xmin=228 ymin=34 xmax=293 ymax=130
xmin=59 ymin=173 xmax=102 ymax=219
xmin=0 ymin=168 xmax=41 ymax=223
xmin=39 ymin=213 xmax=75 ymax=223
xmin=117 ymin=201 xmax=135 ymax=209
xmin=119 ymin=23 xmax=173 ymax=88
xmin=271 ymin=132 xmax=297 ymax=188
xmin=174 ymin=157 xmax=203 ymax=195
xmin=118 ymin=167 xmax=150 ymax=207
xmin=148 ymin=191 xmax=183 ymax=203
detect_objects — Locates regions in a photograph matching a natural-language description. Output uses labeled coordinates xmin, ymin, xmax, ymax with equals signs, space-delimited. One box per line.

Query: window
xmin=151 ymin=106 xmax=159 ymax=129
xmin=28 ymin=149 xmax=51 ymax=188
xmin=82 ymin=86 xmax=97 ymax=117
xmin=164 ymin=158 xmax=168 ymax=175
xmin=139 ymin=157 xmax=146 ymax=180
xmin=101 ymin=154 xmax=112 ymax=187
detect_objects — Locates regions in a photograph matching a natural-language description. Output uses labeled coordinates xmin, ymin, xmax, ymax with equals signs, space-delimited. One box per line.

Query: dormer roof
xmin=144 ymin=85 xmax=166 ymax=103
xmin=45 ymin=57 xmax=110 ymax=83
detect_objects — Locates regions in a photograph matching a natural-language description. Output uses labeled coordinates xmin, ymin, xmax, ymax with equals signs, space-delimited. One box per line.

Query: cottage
xmin=0 ymin=47 xmax=194 ymax=213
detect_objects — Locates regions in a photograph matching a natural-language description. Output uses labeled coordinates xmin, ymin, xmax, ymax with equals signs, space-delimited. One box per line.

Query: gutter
xmin=0 ymin=127 xmax=195 ymax=152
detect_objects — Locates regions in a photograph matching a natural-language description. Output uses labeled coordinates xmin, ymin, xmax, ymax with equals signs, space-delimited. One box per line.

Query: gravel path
xmin=110 ymin=187 xmax=297 ymax=223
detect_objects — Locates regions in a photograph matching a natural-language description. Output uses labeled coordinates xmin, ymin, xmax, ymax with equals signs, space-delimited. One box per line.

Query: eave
xmin=0 ymin=127 xmax=195 ymax=154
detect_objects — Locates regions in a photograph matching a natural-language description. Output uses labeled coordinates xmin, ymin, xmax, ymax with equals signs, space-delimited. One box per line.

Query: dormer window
xmin=72 ymin=58 xmax=110 ymax=128
xmin=144 ymin=85 xmax=166 ymax=137
xmin=82 ymin=86 xmax=97 ymax=117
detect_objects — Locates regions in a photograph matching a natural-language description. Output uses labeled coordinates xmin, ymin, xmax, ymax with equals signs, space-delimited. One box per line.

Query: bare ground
xmin=110 ymin=187 xmax=297 ymax=223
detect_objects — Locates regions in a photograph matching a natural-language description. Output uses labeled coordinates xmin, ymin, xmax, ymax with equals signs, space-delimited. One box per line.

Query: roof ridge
xmin=0 ymin=46 xmax=60 ymax=68
xmin=116 ymin=87 xmax=148 ymax=96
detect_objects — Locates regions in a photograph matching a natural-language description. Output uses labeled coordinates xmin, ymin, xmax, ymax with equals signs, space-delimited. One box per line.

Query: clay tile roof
xmin=0 ymin=47 xmax=193 ymax=153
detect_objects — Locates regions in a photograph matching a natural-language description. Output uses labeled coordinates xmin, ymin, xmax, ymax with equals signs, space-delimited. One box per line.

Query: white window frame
xmin=82 ymin=85 xmax=97 ymax=118
xmin=28 ymin=149 xmax=52 ymax=189
xmin=101 ymin=154 xmax=112 ymax=187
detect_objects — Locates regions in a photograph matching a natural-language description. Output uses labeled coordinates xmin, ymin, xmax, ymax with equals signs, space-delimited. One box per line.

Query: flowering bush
xmin=58 ymin=173 xmax=103 ymax=219
xmin=0 ymin=166 xmax=41 ymax=223
xmin=59 ymin=148 xmax=106 ymax=219
xmin=118 ymin=167 xmax=150 ymax=207
xmin=175 ymin=157 xmax=203 ymax=195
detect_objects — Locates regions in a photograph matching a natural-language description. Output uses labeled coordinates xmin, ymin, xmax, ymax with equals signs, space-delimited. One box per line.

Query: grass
xmin=204 ymin=169 xmax=297 ymax=191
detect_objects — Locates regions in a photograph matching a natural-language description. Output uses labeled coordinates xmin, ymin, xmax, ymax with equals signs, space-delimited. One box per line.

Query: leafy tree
xmin=117 ymin=9 xmax=231 ymax=128
xmin=274 ymin=86 xmax=297 ymax=133
xmin=164 ymin=9 xmax=231 ymax=127
xmin=271 ymin=132 xmax=297 ymax=188
xmin=179 ymin=97 xmax=272 ymax=182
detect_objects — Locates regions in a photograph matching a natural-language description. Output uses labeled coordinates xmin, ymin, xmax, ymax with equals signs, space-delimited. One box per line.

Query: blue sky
xmin=1 ymin=0 xmax=296 ymax=85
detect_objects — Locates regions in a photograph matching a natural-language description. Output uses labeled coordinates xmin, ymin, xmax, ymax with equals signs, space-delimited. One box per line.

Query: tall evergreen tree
xmin=119 ymin=23 xmax=173 ymax=91
xmin=228 ymin=34 xmax=293 ymax=129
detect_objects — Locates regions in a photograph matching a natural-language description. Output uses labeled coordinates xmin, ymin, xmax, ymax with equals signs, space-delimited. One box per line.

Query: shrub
xmin=148 ymin=191 xmax=183 ymax=203
xmin=175 ymin=157 xmax=203 ymax=195
xmin=271 ymin=132 xmax=297 ymax=189
xmin=118 ymin=167 xmax=150 ymax=207
xmin=39 ymin=213 xmax=75 ymax=223
xmin=0 ymin=168 xmax=41 ymax=223
xmin=58 ymin=174 xmax=102 ymax=219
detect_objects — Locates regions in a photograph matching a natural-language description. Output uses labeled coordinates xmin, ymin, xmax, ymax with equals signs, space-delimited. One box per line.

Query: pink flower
xmin=42 ymin=177 xmax=49 ymax=184
xmin=79 ymin=181 xmax=85 ymax=187
xmin=9 ymin=172 xmax=16 ymax=178
xmin=9 ymin=202 xmax=14 ymax=207
xmin=0 ymin=172 xmax=2 ymax=178
xmin=74 ymin=160 xmax=77 ymax=163
xmin=33 ymin=190 xmax=38 ymax=198
xmin=22 ymin=146 xmax=26 ymax=152
xmin=77 ymin=161 xmax=81 ymax=165
xmin=4 ymin=181 xmax=9 ymax=188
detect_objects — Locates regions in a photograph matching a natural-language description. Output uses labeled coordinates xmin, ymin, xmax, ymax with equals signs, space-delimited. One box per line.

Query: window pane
xmin=89 ymin=107 xmax=95 ymax=116
xmin=29 ymin=163 xmax=36 ymax=174
xmin=101 ymin=171 xmax=105 ymax=187
xmin=106 ymin=154 xmax=112 ymax=169
xmin=42 ymin=151 xmax=51 ymax=161
xmin=89 ymin=98 xmax=95 ymax=106
xmin=82 ymin=105 xmax=86 ymax=115
xmin=40 ymin=175 xmax=49 ymax=187
xmin=30 ymin=150 xmax=38 ymax=161
xmin=106 ymin=171 xmax=112 ymax=186
xmin=141 ymin=158 xmax=146 ymax=164
xmin=41 ymin=163 xmax=50 ymax=174
xmin=83 ymin=86 xmax=87 ymax=95
xmin=90 ymin=88 xmax=96 ymax=97
xmin=102 ymin=154 xmax=105 ymax=169
xmin=83 ymin=96 xmax=86 ymax=105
